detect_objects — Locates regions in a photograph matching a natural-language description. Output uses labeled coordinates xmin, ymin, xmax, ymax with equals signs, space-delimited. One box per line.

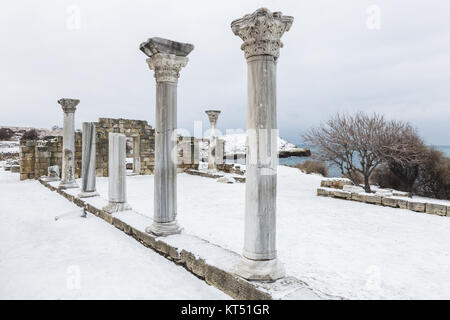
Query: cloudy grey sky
xmin=1 ymin=0 xmax=449 ymax=145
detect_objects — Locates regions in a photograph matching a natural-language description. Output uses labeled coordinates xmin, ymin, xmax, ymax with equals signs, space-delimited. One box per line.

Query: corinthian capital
xmin=146 ymin=53 xmax=189 ymax=83
xmin=231 ymin=8 xmax=293 ymax=60
xmin=205 ymin=110 xmax=221 ymax=126
xmin=57 ymin=98 xmax=80 ymax=113
xmin=140 ymin=37 xmax=194 ymax=83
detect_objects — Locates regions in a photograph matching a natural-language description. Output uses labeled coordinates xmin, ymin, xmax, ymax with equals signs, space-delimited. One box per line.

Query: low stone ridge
xmin=38 ymin=178 xmax=323 ymax=300
xmin=317 ymin=180 xmax=449 ymax=217
xmin=186 ymin=169 xmax=245 ymax=183
xmin=278 ymin=148 xmax=311 ymax=158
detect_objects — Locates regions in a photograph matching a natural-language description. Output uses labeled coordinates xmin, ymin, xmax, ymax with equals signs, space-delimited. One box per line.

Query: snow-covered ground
xmin=0 ymin=169 xmax=229 ymax=299
xmin=0 ymin=141 xmax=19 ymax=154
xmin=2 ymin=165 xmax=450 ymax=299
xmin=89 ymin=166 xmax=450 ymax=300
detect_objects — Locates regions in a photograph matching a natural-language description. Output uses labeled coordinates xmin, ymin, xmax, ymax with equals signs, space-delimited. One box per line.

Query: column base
xmin=231 ymin=257 xmax=285 ymax=282
xmin=78 ymin=190 xmax=99 ymax=198
xmin=58 ymin=180 xmax=78 ymax=189
xmin=41 ymin=176 xmax=60 ymax=182
xmin=102 ymin=202 xmax=131 ymax=214
xmin=145 ymin=220 xmax=182 ymax=237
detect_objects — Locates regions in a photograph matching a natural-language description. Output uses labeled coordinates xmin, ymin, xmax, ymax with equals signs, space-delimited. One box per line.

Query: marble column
xmin=231 ymin=8 xmax=293 ymax=281
xmin=103 ymin=133 xmax=131 ymax=213
xmin=140 ymin=37 xmax=194 ymax=236
xmin=205 ymin=110 xmax=221 ymax=171
xmin=57 ymin=98 xmax=79 ymax=189
xmin=132 ymin=135 xmax=141 ymax=175
xmin=78 ymin=122 xmax=99 ymax=198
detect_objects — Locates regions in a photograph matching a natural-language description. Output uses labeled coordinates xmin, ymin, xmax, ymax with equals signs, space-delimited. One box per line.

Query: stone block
xmin=407 ymin=201 xmax=426 ymax=213
xmin=381 ymin=197 xmax=398 ymax=208
xmin=425 ymin=203 xmax=447 ymax=216
xmin=332 ymin=190 xmax=351 ymax=199
xmin=397 ymin=199 xmax=408 ymax=209
xmin=364 ymin=194 xmax=382 ymax=205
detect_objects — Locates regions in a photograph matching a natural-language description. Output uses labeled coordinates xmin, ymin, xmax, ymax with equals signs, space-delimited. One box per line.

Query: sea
xmin=277 ymin=145 xmax=450 ymax=177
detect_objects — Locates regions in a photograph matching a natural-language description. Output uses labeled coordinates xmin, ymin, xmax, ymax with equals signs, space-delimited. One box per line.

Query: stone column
xmin=132 ymin=135 xmax=141 ymax=175
xmin=140 ymin=37 xmax=194 ymax=236
xmin=57 ymin=98 xmax=79 ymax=189
xmin=78 ymin=122 xmax=99 ymax=198
xmin=103 ymin=133 xmax=131 ymax=213
xmin=231 ymin=8 xmax=293 ymax=281
xmin=205 ymin=110 xmax=221 ymax=171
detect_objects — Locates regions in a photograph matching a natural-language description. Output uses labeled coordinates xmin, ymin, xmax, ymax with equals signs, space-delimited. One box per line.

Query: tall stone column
xmin=58 ymin=98 xmax=80 ymax=189
xmin=205 ymin=110 xmax=221 ymax=171
xmin=140 ymin=37 xmax=194 ymax=236
xmin=103 ymin=133 xmax=131 ymax=213
xmin=78 ymin=122 xmax=99 ymax=198
xmin=231 ymin=8 xmax=293 ymax=281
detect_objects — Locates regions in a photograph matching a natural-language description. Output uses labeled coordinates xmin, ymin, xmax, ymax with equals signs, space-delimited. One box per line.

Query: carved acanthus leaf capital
xmin=58 ymin=98 xmax=80 ymax=113
xmin=146 ymin=53 xmax=189 ymax=83
xmin=205 ymin=110 xmax=221 ymax=125
xmin=231 ymin=8 xmax=293 ymax=59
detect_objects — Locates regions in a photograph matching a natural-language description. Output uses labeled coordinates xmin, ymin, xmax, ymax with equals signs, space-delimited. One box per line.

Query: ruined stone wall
xmin=19 ymin=118 xmax=210 ymax=180
xmin=19 ymin=135 xmax=80 ymax=181
xmin=19 ymin=140 xmax=36 ymax=180
xmin=178 ymin=136 xmax=199 ymax=171
xmin=94 ymin=118 xmax=155 ymax=176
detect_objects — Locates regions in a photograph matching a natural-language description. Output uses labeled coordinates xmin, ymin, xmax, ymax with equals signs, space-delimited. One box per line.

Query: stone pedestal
xmin=79 ymin=122 xmax=99 ymax=198
xmin=205 ymin=110 xmax=221 ymax=171
xmin=57 ymin=98 xmax=79 ymax=189
xmin=140 ymin=37 xmax=193 ymax=236
xmin=231 ymin=8 xmax=293 ymax=281
xmin=103 ymin=133 xmax=131 ymax=213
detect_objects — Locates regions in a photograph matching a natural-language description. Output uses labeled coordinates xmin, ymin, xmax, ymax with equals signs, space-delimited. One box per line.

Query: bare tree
xmin=303 ymin=112 xmax=424 ymax=193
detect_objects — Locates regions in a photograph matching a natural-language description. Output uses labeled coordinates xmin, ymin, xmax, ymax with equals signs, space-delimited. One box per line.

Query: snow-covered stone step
xmin=317 ymin=187 xmax=449 ymax=217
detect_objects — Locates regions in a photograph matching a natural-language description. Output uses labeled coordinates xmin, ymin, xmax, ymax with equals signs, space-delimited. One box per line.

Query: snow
xmin=0 ymin=141 xmax=19 ymax=154
xmin=0 ymin=169 xmax=229 ymax=299
xmin=2 ymin=164 xmax=450 ymax=299
xmin=84 ymin=165 xmax=450 ymax=300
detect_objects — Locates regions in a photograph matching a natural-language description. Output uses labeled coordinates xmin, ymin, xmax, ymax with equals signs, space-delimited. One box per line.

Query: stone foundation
xmin=317 ymin=182 xmax=449 ymax=218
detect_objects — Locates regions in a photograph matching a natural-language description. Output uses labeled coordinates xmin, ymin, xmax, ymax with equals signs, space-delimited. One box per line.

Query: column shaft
xmin=244 ymin=55 xmax=278 ymax=260
xmin=154 ymin=81 xmax=178 ymax=223
xmin=208 ymin=123 xmax=216 ymax=170
xmin=103 ymin=133 xmax=131 ymax=213
xmin=79 ymin=122 xmax=98 ymax=197
xmin=132 ymin=136 xmax=141 ymax=174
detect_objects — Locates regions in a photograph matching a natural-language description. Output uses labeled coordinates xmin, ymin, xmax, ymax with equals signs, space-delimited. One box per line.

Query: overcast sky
xmin=1 ymin=0 xmax=449 ymax=145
